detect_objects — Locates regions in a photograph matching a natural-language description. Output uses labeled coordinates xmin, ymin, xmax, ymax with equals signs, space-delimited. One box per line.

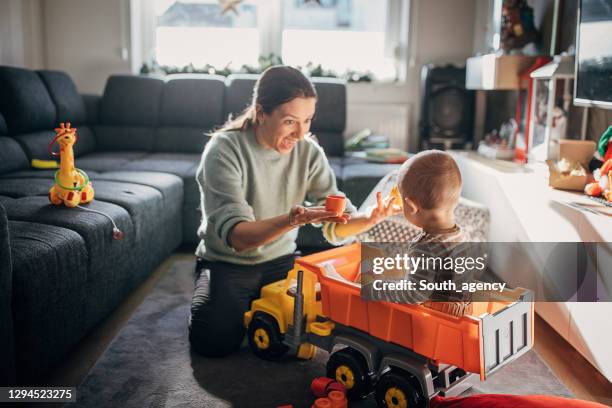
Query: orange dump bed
xmin=296 ymin=243 xmax=533 ymax=380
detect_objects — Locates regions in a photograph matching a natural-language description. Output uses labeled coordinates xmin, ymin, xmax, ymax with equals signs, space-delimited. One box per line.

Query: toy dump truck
xmin=244 ymin=243 xmax=533 ymax=407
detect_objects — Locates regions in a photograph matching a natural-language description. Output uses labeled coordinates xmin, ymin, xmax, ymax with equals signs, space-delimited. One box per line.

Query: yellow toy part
xmin=389 ymin=184 xmax=402 ymax=208
xmin=31 ymin=159 xmax=59 ymax=169
xmin=47 ymin=122 xmax=94 ymax=207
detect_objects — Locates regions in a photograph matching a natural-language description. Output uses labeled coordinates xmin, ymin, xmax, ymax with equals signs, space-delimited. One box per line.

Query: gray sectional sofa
xmin=0 ymin=65 xmax=399 ymax=385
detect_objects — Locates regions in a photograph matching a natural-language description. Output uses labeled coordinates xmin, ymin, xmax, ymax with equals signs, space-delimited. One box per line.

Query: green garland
xmin=140 ymin=53 xmax=374 ymax=82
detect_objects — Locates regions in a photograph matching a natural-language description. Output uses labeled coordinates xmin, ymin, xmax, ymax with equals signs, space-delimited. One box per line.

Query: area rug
xmin=76 ymin=257 xmax=573 ymax=407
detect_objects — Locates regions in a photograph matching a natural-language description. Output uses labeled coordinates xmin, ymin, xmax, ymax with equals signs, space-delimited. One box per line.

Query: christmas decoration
xmin=219 ymin=0 xmax=243 ymax=16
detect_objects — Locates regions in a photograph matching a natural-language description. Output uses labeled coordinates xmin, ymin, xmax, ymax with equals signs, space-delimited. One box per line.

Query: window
xmin=281 ymin=0 xmax=396 ymax=80
xmin=154 ymin=0 xmax=260 ymax=68
xmin=139 ymin=0 xmax=408 ymax=81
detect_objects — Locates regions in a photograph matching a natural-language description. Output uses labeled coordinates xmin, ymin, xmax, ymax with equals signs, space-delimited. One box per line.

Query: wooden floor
xmin=45 ymin=253 xmax=612 ymax=405
xmin=534 ymin=314 xmax=612 ymax=406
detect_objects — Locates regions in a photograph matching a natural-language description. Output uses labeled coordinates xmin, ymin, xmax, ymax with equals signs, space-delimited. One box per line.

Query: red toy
xmin=327 ymin=390 xmax=348 ymax=408
xmin=430 ymin=394 xmax=608 ymax=408
xmin=586 ymin=126 xmax=612 ymax=202
xmin=311 ymin=377 xmax=346 ymax=398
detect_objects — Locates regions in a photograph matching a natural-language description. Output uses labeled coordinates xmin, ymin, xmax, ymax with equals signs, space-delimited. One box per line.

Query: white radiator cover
xmin=345 ymin=103 xmax=412 ymax=152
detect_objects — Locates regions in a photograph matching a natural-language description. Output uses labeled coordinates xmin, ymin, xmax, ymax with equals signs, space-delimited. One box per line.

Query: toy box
xmin=547 ymin=140 xmax=596 ymax=191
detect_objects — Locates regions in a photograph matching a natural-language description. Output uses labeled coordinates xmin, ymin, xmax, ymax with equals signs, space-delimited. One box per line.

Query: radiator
xmin=345 ymin=103 xmax=412 ymax=152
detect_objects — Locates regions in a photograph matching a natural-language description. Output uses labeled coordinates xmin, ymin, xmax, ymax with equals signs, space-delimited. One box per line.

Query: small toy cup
xmin=325 ymin=195 xmax=346 ymax=217
xmin=327 ymin=391 xmax=347 ymax=408
xmin=311 ymin=377 xmax=334 ymax=397
xmin=312 ymin=398 xmax=332 ymax=408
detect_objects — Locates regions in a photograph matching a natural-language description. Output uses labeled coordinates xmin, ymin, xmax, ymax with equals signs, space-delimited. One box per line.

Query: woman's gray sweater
xmin=195 ymin=129 xmax=355 ymax=265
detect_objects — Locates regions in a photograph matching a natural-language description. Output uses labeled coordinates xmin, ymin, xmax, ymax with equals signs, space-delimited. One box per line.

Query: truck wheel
xmin=374 ymin=370 xmax=424 ymax=408
xmin=326 ymin=348 xmax=371 ymax=400
xmin=247 ymin=313 xmax=288 ymax=360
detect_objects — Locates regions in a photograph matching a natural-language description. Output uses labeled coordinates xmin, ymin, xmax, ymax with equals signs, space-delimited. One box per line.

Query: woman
xmin=190 ymin=65 xmax=399 ymax=357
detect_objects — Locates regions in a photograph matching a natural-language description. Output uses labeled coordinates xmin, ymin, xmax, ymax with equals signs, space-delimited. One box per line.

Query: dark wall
xmin=557 ymin=0 xmax=578 ymax=54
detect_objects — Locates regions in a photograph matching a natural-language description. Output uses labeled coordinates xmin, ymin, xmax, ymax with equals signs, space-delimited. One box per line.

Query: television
xmin=574 ymin=0 xmax=612 ymax=109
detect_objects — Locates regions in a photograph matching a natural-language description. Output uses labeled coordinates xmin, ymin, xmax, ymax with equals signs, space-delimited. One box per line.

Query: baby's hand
xmin=368 ymin=191 xmax=402 ymax=226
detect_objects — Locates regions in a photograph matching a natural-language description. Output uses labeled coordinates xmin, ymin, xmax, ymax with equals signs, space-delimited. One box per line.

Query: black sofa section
xmin=0 ymin=65 xmax=399 ymax=384
xmin=0 ymin=67 xmax=184 ymax=383
xmin=0 ymin=201 xmax=15 ymax=385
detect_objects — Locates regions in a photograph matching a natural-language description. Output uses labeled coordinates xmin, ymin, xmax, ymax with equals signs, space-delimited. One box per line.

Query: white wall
xmin=42 ymin=0 xmax=131 ymax=94
xmin=0 ymin=0 xmax=45 ymax=69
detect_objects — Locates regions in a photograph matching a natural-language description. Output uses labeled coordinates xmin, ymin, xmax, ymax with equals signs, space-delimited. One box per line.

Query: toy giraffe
xmin=48 ymin=122 xmax=94 ymax=207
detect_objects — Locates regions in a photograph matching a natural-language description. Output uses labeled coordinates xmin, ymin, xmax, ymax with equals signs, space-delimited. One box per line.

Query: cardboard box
xmin=547 ymin=140 xmax=596 ymax=191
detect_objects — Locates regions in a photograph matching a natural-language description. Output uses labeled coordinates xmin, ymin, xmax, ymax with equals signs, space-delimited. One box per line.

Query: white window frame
xmin=130 ymin=0 xmax=411 ymax=82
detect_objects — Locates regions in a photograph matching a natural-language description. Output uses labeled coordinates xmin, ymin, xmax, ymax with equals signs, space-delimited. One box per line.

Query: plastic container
xmin=325 ymin=195 xmax=346 ymax=216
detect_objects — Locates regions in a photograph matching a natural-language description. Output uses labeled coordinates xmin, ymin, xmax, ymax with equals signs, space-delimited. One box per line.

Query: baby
xmin=396 ymin=150 xmax=463 ymax=242
xmin=394 ymin=150 xmax=472 ymax=316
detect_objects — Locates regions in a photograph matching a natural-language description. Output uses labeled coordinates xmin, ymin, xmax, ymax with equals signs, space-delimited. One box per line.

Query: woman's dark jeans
xmin=189 ymin=254 xmax=296 ymax=357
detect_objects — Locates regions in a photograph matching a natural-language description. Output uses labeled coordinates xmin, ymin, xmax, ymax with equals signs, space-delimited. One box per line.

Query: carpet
xmin=76 ymin=258 xmax=573 ymax=407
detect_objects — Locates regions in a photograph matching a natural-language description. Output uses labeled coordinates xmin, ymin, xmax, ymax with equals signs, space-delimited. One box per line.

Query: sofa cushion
xmin=37 ymin=70 xmax=87 ymax=125
xmin=116 ymin=153 xmax=200 ymax=243
xmin=224 ymin=74 xmax=257 ymax=119
xmin=17 ymin=127 xmax=96 ymax=160
xmin=313 ymin=130 xmax=345 ymax=159
xmin=94 ymin=171 xmax=183 ymax=202
xmin=311 ymin=77 xmax=346 ymax=133
xmin=71 ymin=126 xmax=97 ymax=158
xmin=82 ymin=94 xmax=100 ymax=125
xmin=156 ymin=75 xmax=224 ymax=153
xmin=0 ymin=203 xmax=15 ymax=384
xmin=98 ymin=75 xmax=164 ymax=151
xmin=0 ymin=137 xmax=29 ymax=175
xmin=0 ymin=175 xmax=182 ymax=243
xmin=95 ymin=170 xmax=187 ymax=246
xmin=155 ymin=127 xmax=211 ymax=155
xmin=83 ymin=180 xmax=171 ymax=242
xmin=76 ymin=151 xmax=149 ymax=172
xmin=0 ymin=169 xmax=101 ymax=180
xmin=0 ymin=112 xmax=7 ymax=135
xmin=2 ymin=196 xmax=133 ymax=271
xmin=93 ymin=126 xmax=157 ymax=152
xmin=100 ymin=75 xmax=164 ymax=126
xmin=13 ymin=130 xmax=55 ymax=161
xmin=160 ymin=75 xmax=225 ymax=128
xmin=119 ymin=153 xmax=199 ymax=176
xmin=9 ymin=220 xmax=89 ymax=380
xmin=0 ymin=178 xmax=163 ymax=235
xmin=327 ymin=156 xmax=343 ymax=188
xmin=311 ymin=78 xmax=346 ymax=156
xmin=0 ymin=66 xmax=56 ymax=135
xmin=93 ymin=125 xmax=155 ymax=152
xmin=37 ymin=70 xmax=96 ymax=156
xmin=117 ymin=152 xmax=199 ymax=209
xmin=0 ymin=177 xmax=56 ymax=198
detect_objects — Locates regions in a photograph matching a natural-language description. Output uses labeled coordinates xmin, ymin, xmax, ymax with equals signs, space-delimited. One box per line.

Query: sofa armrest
xmin=0 ymin=203 xmax=15 ymax=385
xmin=82 ymin=94 xmax=101 ymax=125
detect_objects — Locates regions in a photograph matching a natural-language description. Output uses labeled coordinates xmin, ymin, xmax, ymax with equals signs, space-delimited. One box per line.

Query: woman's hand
xmin=367 ymin=191 xmax=402 ymax=226
xmin=289 ymin=205 xmax=351 ymax=227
